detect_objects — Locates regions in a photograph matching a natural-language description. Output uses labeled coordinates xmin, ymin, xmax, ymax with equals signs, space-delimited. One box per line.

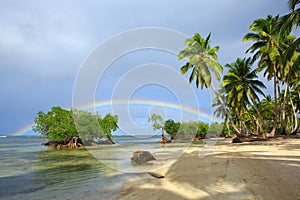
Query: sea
xmin=0 ymin=135 xmax=205 ymax=200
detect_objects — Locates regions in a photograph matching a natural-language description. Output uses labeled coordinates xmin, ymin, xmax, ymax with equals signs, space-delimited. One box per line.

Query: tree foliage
xmin=99 ymin=114 xmax=119 ymax=141
xmin=33 ymin=106 xmax=77 ymax=140
xmin=178 ymin=32 xmax=241 ymax=135
xmin=164 ymin=119 xmax=180 ymax=139
xmin=33 ymin=106 xmax=119 ymax=142
xmin=73 ymin=109 xmax=102 ymax=141
xmin=178 ymin=33 xmax=222 ymax=89
xmin=177 ymin=121 xmax=209 ymax=139
xmin=148 ymin=114 xmax=164 ymax=130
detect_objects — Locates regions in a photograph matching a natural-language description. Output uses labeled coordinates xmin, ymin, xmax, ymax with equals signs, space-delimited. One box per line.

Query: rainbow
xmin=81 ymin=99 xmax=214 ymax=122
xmin=11 ymin=99 xmax=216 ymax=136
xmin=11 ymin=123 xmax=35 ymax=136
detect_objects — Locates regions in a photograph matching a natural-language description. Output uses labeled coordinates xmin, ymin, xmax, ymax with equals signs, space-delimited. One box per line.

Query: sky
xmin=0 ymin=0 xmax=291 ymax=136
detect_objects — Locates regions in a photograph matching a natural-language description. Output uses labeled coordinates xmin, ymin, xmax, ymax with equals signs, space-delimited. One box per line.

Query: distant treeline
xmin=164 ymin=119 xmax=223 ymax=140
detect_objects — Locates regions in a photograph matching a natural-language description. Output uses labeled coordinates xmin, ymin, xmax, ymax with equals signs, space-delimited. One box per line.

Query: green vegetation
xmin=149 ymin=113 xmax=213 ymax=140
xmin=148 ymin=114 xmax=164 ymax=132
xmin=179 ymin=0 xmax=300 ymax=137
xmin=33 ymin=106 xmax=119 ymax=144
xmin=178 ymin=32 xmax=241 ymax=134
xmin=177 ymin=121 xmax=209 ymax=139
xmin=33 ymin=1 xmax=299 ymax=143
xmin=164 ymin=119 xmax=180 ymax=140
xmin=33 ymin=106 xmax=77 ymax=141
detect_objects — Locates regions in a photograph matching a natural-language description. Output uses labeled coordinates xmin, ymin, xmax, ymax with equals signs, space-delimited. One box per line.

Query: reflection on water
xmin=0 ymin=136 xmax=204 ymax=199
xmin=0 ymin=137 xmax=124 ymax=200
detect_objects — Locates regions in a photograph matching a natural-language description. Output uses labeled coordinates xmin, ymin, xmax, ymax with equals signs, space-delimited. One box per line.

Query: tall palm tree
xmin=178 ymin=33 xmax=241 ymax=135
xmin=279 ymin=40 xmax=298 ymax=134
xmin=222 ymin=57 xmax=267 ymax=135
xmin=243 ymin=15 xmax=282 ymax=136
xmin=279 ymin=0 xmax=300 ymax=134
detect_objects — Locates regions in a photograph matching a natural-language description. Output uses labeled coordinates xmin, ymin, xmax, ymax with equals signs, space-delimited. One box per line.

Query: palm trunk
xmin=290 ymin=94 xmax=299 ymax=135
xmin=221 ymin=116 xmax=230 ymax=136
xmin=211 ymin=84 xmax=241 ymax=135
xmin=280 ymin=81 xmax=289 ymax=135
xmin=269 ymin=65 xmax=278 ymax=137
xmin=254 ymin=118 xmax=260 ymax=135
xmin=250 ymin=96 xmax=268 ymax=133
xmin=237 ymin=111 xmax=244 ymax=135
xmin=226 ymin=119 xmax=230 ymax=135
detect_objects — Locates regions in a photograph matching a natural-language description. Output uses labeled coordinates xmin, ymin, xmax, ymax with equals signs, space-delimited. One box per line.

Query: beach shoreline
xmin=111 ymin=138 xmax=300 ymax=200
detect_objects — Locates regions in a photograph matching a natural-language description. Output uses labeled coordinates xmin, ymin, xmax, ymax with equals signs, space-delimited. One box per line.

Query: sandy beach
xmin=112 ymin=138 xmax=300 ymax=200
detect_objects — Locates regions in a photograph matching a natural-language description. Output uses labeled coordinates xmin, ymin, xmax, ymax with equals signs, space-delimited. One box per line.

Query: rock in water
xmin=131 ymin=150 xmax=156 ymax=165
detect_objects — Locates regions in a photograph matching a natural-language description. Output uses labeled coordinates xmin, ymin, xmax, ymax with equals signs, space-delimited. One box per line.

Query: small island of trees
xmin=33 ymin=106 xmax=119 ymax=148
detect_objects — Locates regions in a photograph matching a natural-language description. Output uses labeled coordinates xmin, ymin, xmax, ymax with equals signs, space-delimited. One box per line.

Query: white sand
xmin=112 ymin=138 xmax=300 ymax=200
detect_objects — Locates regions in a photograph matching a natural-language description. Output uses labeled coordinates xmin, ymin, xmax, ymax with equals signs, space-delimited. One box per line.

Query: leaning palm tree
xmin=243 ymin=15 xmax=283 ymax=136
xmin=222 ymin=57 xmax=267 ymax=135
xmin=178 ymin=33 xmax=241 ymax=135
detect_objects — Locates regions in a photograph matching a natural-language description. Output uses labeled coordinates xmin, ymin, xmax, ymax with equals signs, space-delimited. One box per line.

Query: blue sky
xmin=0 ymin=0 xmax=290 ymax=136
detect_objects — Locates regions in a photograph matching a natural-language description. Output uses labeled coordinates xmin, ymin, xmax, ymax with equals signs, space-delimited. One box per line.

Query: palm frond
xmin=288 ymin=0 xmax=300 ymax=10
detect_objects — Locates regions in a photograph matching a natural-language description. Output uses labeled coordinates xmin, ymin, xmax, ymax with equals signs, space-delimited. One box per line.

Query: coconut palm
xmin=178 ymin=33 xmax=241 ymax=135
xmin=257 ymin=95 xmax=276 ymax=131
xmin=280 ymin=0 xmax=300 ymax=35
xmin=212 ymin=90 xmax=231 ymax=135
xmin=243 ymin=15 xmax=283 ymax=136
xmin=222 ymin=57 xmax=267 ymax=135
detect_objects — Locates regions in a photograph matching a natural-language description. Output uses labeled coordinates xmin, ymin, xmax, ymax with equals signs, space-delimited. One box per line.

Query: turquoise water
xmin=0 ymin=136 xmax=203 ymax=200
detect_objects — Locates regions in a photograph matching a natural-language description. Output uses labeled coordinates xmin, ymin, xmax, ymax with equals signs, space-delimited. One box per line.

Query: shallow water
xmin=0 ymin=136 xmax=204 ymax=200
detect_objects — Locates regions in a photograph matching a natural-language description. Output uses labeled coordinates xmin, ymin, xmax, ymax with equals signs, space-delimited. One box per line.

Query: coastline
xmin=111 ymin=138 xmax=300 ymax=200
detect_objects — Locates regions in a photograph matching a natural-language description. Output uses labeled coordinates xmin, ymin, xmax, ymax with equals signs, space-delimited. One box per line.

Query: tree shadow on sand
xmin=117 ymin=141 xmax=300 ymax=199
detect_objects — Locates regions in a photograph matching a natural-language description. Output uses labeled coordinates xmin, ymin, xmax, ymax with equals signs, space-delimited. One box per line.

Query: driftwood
xmin=148 ymin=172 xmax=165 ymax=179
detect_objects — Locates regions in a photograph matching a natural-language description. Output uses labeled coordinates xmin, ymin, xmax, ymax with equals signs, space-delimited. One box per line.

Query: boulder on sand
xmin=131 ymin=150 xmax=156 ymax=165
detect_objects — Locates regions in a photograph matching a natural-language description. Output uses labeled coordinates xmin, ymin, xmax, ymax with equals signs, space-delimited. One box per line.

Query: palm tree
xmin=178 ymin=33 xmax=241 ymax=135
xmin=243 ymin=15 xmax=282 ymax=136
xmin=222 ymin=57 xmax=267 ymax=135
xmin=279 ymin=0 xmax=300 ymax=134
xmin=257 ymin=95 xmax=276 ymax=132
xmin=280 ymin=0 xmax=300 ymax=35
xmin=212 ymin=90 xmax=231 ymax=136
